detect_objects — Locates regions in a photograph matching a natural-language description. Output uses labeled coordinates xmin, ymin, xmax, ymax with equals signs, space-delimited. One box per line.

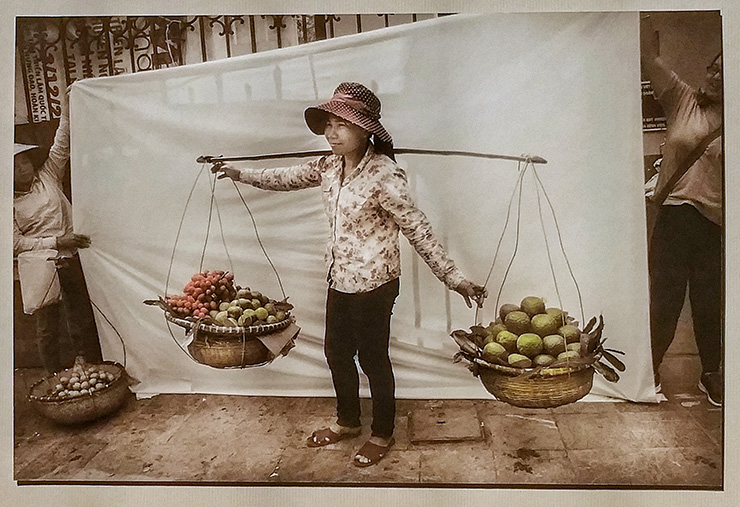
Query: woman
xmin=212 ymin=82 xmax=487 ymax=466
xmin=14 ymin=86 xmax=103 ymax=373
xmin=641 ymin=16 xmax=723 ymax=406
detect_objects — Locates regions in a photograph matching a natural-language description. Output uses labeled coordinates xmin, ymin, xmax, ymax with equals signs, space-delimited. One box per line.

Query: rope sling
xmin=476 ymin=158 xmax=585 ymax=329
xmin=161 ymin=161 xmax=288 ymax=368
xmin=159 ymin=147 xmax=602 ymax=373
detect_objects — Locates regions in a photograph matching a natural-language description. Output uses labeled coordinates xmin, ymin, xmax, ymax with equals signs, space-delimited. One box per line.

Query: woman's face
xmin=14 ymin=153 xmax=36 ymax=191
xmin=323 ymin=115 xmax=369 ymax=157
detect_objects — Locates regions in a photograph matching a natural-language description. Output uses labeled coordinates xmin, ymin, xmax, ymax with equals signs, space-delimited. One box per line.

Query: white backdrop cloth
xmin=71 ymin=13 xmax=656 ymax=402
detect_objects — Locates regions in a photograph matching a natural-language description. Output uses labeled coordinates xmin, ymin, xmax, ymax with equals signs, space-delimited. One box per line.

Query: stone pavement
xmin=13 ymin=372 xmax=721 ymax=488
xmin=12 ymin=300 xmax=723 ymax=488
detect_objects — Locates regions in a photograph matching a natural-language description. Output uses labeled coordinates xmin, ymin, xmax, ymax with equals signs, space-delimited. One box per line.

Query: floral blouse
xmin=237 ymin=144 xmax=466 ymax=294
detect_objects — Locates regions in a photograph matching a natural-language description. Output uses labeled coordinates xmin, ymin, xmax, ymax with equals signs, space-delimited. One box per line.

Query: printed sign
xmin=642 ymin=81 xmax=666 ymax=131
xmin=20 ymin=43 xmax=51 ymax=123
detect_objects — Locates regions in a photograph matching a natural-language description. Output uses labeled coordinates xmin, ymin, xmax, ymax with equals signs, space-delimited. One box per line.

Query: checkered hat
xmin=305 ymin=82 xmax=393 ymax=144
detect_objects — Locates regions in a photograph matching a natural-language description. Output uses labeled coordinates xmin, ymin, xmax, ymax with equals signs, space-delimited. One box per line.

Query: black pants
xmin=649 ymin=204 xmax=722 ymax=375
xmin=34 ymin=254 xmax=102 ymax=373
xmin=324 ymin=278 xmax=400 ymax=439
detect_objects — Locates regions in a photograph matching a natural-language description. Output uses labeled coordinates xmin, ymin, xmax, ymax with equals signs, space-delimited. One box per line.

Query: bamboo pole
xmin=197 ymin=149 xmax=547 ymax=164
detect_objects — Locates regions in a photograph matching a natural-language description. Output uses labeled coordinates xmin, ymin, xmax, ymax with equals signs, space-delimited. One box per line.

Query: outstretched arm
xmin=43 ymin=85 xmax=71 ymax=184
xmin=379 ymin=169 xmax=487 ymax=308
xmin=640 ymin=14 xmax=673 ymax=97
xmin=210 ymin=158 xmax=322 ymax=191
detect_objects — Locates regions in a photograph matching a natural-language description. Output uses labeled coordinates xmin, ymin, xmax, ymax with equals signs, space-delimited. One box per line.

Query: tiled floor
xmin=12 ymin=301 xmax=723 ymax=489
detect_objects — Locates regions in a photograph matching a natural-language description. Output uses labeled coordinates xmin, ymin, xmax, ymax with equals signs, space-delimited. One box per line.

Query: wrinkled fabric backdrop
xmin=71 ymin=12 xmax=656 ymax=402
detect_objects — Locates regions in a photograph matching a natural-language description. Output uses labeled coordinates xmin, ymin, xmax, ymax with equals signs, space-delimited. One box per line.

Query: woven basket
xmin=476 ymin=359 xmax=594 ymax=408
xmin=187 ymin=332 xmax=271 ymax=368
xmin=165 ymin=311 xmax=291 ymax=338
xmin=27 ymin=361 xmax=131 ymax=425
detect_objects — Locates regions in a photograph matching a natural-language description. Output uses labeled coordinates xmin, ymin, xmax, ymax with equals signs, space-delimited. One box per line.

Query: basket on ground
xmin=28 ymin=361 xmax=131 ymax=425
xmin=475 ymin=358 xmax=594 ymax=408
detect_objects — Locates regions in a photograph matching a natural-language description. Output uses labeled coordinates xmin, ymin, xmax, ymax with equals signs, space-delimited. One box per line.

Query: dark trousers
xmin=324 ymin=278 xmax=400 ymax=439
xmin=34 ymin=254 xmax=102 ymax=373
xmin=649 ymin=204 xmax=722 ymax=375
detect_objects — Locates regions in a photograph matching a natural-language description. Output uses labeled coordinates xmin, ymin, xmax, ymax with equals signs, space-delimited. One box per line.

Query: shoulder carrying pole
xmin=197 ymin=149 xmax=547 ymax=164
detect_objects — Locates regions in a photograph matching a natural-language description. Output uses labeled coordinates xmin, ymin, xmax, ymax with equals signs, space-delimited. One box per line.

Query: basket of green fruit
xmin=27 ymin=357 xmax=132 ymax=425
xmin=146 ymin=270 xmax=297 ymax=368
xmin=451 ymin=296 xmax=625 ymax=408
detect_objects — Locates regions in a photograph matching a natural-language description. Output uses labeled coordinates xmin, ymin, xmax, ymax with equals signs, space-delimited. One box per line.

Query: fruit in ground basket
xmin=45 ymin=360 xmax=115 ymax=400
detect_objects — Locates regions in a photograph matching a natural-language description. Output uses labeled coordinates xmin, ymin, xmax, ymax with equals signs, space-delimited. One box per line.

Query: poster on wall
xmin=641 ymin=80 xmax=667 ymax=131
xmin=18 ymin=37 xmax=53 ymax=123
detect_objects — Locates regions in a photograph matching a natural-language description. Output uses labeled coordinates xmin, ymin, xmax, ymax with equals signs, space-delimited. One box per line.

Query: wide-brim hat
xmin=305 ymin=82 xmax=393 ymax=144
xmin=14 ymin=143 xmax=40 ymax=157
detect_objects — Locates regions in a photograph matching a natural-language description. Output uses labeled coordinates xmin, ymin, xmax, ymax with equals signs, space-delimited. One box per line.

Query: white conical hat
xmin=14 ymin=143 xmax=39 ymax=156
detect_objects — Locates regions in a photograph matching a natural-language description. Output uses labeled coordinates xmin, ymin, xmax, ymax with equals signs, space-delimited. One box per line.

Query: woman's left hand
xmin=455 ymin=280 xmax=488 ymax=308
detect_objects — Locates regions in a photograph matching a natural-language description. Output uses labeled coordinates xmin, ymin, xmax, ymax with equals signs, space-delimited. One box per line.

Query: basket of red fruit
xmin=146 ymin=270 xmax=298 ymax=368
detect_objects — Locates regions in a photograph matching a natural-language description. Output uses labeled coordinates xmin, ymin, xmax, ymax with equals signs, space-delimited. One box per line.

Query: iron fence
xmin=15 ymin=14 xmax=443 ymax=124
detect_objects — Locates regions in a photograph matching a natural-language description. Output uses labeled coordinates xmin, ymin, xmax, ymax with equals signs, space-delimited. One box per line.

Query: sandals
xmin=353 ymin=438 xmax=395 ymax=467
xmin=306 ymin=427 xmax=360 ymax=447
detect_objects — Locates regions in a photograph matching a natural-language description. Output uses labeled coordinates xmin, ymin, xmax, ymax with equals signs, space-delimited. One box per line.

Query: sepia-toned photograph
xmin=6 ymin=2 xmax=736 ymax=506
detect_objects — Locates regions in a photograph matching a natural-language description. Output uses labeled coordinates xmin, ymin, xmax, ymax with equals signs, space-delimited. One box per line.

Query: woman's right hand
xmin=57 ymin=233 xmax=91 ymax=250
xmin=211 ymin=162 xmax=241 ymax=181
xmin=455 ymin=280 xmax=488 ymax=309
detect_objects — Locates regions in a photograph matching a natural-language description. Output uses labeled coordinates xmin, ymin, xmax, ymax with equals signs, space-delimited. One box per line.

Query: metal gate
xmin=15 ymin=14 xmax=445 ymax=125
